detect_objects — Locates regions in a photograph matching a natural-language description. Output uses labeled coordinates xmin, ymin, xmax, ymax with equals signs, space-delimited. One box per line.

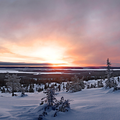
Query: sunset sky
xmin=0 ymin=0 xmax=120 ymax=67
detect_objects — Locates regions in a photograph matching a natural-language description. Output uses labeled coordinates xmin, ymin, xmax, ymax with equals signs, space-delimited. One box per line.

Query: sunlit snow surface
xmin=1 ymin=88 xmax=120 ymax=120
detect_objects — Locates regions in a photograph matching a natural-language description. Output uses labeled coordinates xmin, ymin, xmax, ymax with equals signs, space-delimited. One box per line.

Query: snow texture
xmin=1 ymin=87 xmax=120 ymax=120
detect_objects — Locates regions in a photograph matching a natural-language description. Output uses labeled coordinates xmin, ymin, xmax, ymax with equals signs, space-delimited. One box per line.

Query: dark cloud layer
xmin=0 ymin=0 xmax=120 ymax=66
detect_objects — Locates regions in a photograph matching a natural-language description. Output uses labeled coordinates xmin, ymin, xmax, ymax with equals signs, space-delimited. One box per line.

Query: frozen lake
xmin=0 ymin=67 xmax=120 ymax=75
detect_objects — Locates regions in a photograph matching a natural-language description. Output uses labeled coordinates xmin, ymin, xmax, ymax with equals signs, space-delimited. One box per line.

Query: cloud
xmin=0 ymin=61 xmax=51 ymax=66
xmin=0 ymin=45 xmax=46 ymax=63
xmin=0 ymin=0 xmax=120 ymax=66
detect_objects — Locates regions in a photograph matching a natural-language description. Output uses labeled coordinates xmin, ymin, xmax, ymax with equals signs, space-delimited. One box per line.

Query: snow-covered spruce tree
xmin=39 ymin=88 xmax=57 ymax=119
xmin=40 ymin=88 xmax=57 ymax=106
xmin=105 ymin=58 xmax=116 ymax=88
xmin=66 ymin=75 xmax=84 ymax=92
xmin=5 ymin=73 xmax=21 ymax=96
xmin=38 ymin=88 xmax=70 ymax=119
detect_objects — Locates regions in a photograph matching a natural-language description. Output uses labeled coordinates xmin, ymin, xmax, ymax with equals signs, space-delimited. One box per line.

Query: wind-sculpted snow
xmin=1 ymin=88 xmax=120 ymax=120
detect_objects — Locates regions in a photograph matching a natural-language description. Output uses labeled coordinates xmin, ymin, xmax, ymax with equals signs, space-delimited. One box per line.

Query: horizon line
xmin=0 ymin=61 xmax=120 ymax=68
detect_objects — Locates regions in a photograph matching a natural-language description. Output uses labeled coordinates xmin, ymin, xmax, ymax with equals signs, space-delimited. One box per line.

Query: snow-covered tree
xmin=98 ymin=80 xmax=103 ymax=88
xmin=105 ymin=58 xmax=116 ymax=88
xmin=57 ymin=96 xmax=70 ymax=112
xmin=66 ymin=75 xmax=84 ymax=92
xmin=40 ymin=88 xmax=57 ymax=106
xmin=5 ymin=73 xmax=21 ymax=96
xmin=21 ymin=85 xmax=26 ymax=97
xmin=39 ymin=88 xmax=70 ymax=119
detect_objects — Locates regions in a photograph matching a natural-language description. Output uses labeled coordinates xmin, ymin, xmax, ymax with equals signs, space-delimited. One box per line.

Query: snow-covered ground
xmin=1 ymin=88 xmax=120 ymax=120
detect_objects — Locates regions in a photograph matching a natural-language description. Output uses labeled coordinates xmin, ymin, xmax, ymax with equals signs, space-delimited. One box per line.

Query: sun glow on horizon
xmin=33 ymin=46 xmax=69 ymax=65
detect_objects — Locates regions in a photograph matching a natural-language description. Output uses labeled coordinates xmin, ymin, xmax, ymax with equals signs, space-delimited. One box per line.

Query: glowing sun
xmin=34 ymin=46 xmax=68 ymax=65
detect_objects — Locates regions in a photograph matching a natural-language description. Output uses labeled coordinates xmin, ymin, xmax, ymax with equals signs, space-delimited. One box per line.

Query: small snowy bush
xmin=1 ymin=86 xmax=5 ymax=93
xmin=97 ymin=80 xmax=103 ymax=88
xmin=56 ymin=96 xmax=70 ymax=112
xmin=21 ymin=85 xmax=27 ymax=97
xmin=28 ymin=84 xmax=34 ymax=93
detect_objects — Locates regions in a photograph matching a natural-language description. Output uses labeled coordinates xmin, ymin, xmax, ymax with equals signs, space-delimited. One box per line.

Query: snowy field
xmin=1 ymin=88 xmax=120 ymax=120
